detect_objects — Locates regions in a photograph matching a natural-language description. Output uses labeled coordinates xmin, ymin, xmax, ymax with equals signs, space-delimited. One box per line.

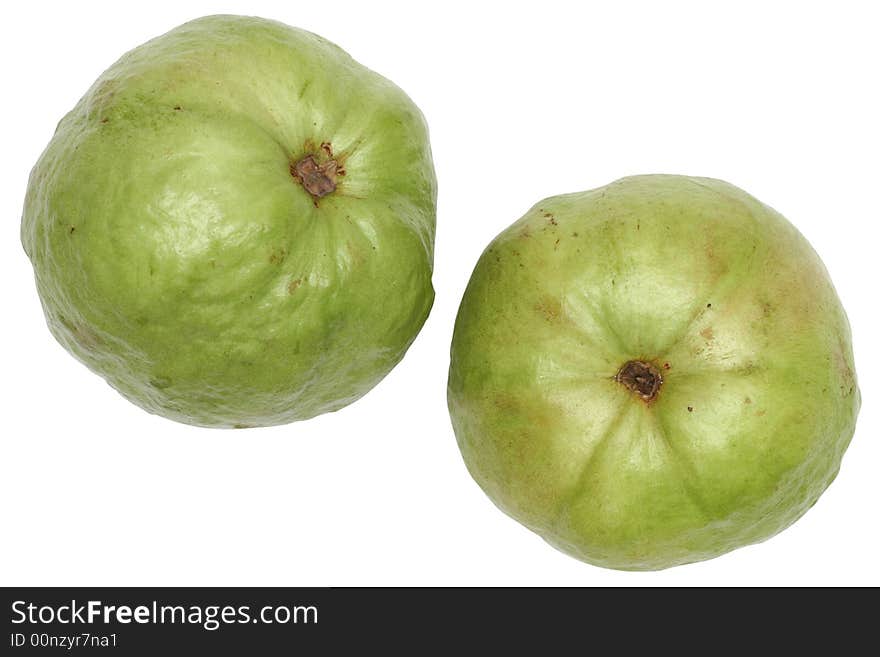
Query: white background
xmin=1 ymin=0 xmax=877 ymax=586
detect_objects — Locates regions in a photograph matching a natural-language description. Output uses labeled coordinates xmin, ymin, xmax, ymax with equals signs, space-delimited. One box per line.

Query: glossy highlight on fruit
xmin=22 ymin=15 xmax=436 ymax=428
xmin=448 ymin=175 xmax=859 ymax=570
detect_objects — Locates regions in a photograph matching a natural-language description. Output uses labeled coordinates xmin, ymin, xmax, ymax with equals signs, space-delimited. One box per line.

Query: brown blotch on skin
xmin=91 ymin=79 xmax=117 ymax=109
xmin=61 ymin=319 xmax=102 ymax=350
xmin=744 ymin=396 xmax=752 ymax=404
xmin=493 ymin=394 xmax=520 ymax=413
xmin=534 ymin=297 xmax=563 ymax=323
xmin=616 ymin=360 xmax=663 ymax=403
xmin=687 ymin=406 xmax=694 ymax=412
xmin=345 ymin=240 xmax=367 ymax=267
xmin=700 ymin=327 xmax=715 ymax=341
xmin=287 ymin=279 xmax=302 ymax=294
xmin=100 ymin=118 xmax=109 ymax=124
xmin=756 ymin=409 xmax=766 ymax=416
xmin=833 ymin=336 xmax=856 ymax=393
xmin=173 ymin=105 xmax=182 ymax=111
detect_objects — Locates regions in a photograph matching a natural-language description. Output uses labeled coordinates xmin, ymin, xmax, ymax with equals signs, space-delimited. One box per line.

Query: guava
xmin=448 ymin=175 xmax=859 ymax=570
xmin=21 ymin=15 xmax=436 ymax=428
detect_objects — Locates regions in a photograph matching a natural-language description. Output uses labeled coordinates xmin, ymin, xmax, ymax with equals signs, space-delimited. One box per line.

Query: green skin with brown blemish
xmin=448 ymin=175 xmax=859 ymax=570
xmin=22 ymin=15 xmax=436 ymax=427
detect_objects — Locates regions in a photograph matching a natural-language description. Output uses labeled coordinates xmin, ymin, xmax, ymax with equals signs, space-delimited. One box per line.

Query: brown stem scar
xmin=291 ymin=155 xmax=337 ymax=198
xmin=290 ymin=141 xmax=346 ymax=200
xmin=616 ymin=360 xmax=663 ymax=402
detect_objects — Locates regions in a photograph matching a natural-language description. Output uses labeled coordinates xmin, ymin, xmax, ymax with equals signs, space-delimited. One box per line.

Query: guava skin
xmin=448 ymin=175 xmax=859 ymax=570
xmin=22 ymin=15 xmax=436 ymax=427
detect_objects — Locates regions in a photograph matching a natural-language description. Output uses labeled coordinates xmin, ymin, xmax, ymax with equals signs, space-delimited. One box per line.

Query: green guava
xmin=22 ymin=15 xmax=436 ymax=428
xmin=448 ymin=175 xmax=859 ymax=570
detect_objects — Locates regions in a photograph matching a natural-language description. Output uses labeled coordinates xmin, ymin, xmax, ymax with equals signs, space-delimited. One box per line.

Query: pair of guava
xmin=22 ymin=15 xmax=859 ymax=570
